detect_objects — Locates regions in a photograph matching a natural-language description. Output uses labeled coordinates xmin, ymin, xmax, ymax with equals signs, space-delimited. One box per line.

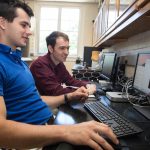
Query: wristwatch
xmin=64 ymin=94 xmax=69 ymax=104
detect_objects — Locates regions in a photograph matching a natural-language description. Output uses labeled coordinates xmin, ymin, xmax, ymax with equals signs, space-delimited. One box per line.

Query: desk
xmin=54 ymin=96 xmax=150 ymax=150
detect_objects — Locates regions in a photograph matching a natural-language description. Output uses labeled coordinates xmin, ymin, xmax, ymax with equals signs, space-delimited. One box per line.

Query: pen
xmin=61 ymin=84 xmax=79 ymax=89
xmin=65 ymin=85 xmax=79 ymax=89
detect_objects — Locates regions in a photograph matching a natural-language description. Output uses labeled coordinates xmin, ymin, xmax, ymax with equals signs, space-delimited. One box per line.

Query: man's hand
xmin=62 ymin=120 xmax=119 ymax=150
xmin=67 ymin=86 xmax=89 ymax=103
xmin=86 ymin=84 xmax=96 ymax=95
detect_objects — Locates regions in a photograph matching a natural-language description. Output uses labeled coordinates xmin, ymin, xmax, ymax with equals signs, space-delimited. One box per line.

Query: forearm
xmin=41 ymin=88 xmax=89 ymax=109
xmin=0 ymin=119 xmax=66 ymax=149
xmin=66 ymin=77 xmax=87 ymax=87
xmin=41 ymin=95 xmax=66 ymax=108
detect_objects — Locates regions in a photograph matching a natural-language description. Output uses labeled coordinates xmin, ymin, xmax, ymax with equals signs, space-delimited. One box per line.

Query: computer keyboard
xmin=84 ymin=101 xmax=143 ymax=137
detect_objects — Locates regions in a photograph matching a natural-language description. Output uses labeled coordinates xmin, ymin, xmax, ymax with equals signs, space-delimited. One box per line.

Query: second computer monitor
xmin=100 ymin=52 xmax=116 ymax=81
xmin=116 ymin=54 xmax=138 ymax=80
xmin=133 ymin=53 xmax=150 ymax=94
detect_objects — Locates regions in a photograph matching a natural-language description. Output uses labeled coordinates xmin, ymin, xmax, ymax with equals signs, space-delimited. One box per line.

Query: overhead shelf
xmin=93 ymin=0 xmax=150 ymax=48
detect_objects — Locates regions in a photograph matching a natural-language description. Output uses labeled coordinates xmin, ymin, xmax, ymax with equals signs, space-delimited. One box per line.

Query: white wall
xmin=112 ymin=30 xmax=150 ymax=55
xmin=27 ymin=0 xmax=98 ymax=59
xmin=102 ymin=30 xmax=150 ymax=78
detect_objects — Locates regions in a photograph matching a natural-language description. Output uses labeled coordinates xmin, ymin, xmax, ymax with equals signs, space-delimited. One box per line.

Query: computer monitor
xmin=116 ymin=54 xmax=138 ymax=79
xmin=133 ymin=53 xmax=150 ymax=94
xmin=83 ymin=46 xmax=102 ymax=67
xmin=133 ymin=53 xmax=150 ymax=120
xmin=100 ymin=52 xmax=116 ymax=81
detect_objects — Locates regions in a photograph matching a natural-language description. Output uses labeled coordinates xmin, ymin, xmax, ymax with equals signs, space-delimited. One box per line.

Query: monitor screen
xmin=100 ymin=52 xmax=116 ymax=81
xmin=116 ymin=54 xmax=138 ymax=79
xmin=133 ymin=53 xmax=150 ymax=120
xmin=133 ymin=53 xmax=150 ymax=94
xmin=83 ymin=46 xmax=102 ymax=67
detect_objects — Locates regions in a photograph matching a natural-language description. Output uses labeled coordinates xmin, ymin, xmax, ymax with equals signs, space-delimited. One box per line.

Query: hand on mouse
xmin=63 ymin=120 xmax=119 ymax=150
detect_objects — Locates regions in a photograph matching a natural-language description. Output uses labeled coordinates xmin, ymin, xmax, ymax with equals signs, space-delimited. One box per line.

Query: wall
xmin=112 ymin=30 xmax=150 ymax=55
xmin=26 ymin=0 xmax=98 ymax=58
xmin=103 ymin=30 xmax=150 ymax=78
xmin=64 ymin=59 xmax=75 ymax=75
xmin=26 ymin=0 xmax=35 ymax=56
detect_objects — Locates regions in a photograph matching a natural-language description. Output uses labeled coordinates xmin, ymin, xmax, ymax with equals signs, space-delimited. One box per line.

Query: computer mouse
xmin=106 ymin=138 xmax=122 ymax=150
xmin=145 ymin=131 xmax=150 ymax=143
xmin=102 ymin=86 xmax=112 ymax=92
xmin=96 ymin=88 xmax=106 ymax=95
xmin=110 ymin=142 xmax=122 ymax=150
xmin=75 ymin=141 xmax=122 ymax=150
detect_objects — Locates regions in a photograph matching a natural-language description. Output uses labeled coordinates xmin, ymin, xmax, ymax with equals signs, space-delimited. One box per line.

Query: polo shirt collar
xmin=0 ymin=43 xmax=22 ymax=61
xmin=0 ymin=43 xmax=11 ymax=53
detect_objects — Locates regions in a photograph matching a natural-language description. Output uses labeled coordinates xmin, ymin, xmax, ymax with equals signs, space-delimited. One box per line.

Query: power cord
xmin=124 ymin=80 xmax=150 ymax=106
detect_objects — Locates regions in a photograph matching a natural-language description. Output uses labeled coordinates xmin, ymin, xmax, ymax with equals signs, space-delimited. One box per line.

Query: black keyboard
xmin=84 ymin=101 xmax=143 ymax=137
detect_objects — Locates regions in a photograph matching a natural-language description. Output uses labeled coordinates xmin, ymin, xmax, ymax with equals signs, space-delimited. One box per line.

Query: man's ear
xmin=48 ymin=45 xmax=53 ymax=53
xmin=0 ymin=17 xmax=6 ymax=30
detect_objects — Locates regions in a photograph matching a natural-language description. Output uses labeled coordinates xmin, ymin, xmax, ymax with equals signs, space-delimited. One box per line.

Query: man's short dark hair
xmin=0 ymin=0 xmax=34 ymax=22
xmin=46 ymin=31 xmax=69 ymax=49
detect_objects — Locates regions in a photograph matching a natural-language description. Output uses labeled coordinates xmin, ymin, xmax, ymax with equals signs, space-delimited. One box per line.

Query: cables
xmin=116 ymin=76 xmax=133 ymax=99
xmin=116 ymin=75 xmax=150 ymax=106
xmin=123 ymin=79 xmax=150 ymax=106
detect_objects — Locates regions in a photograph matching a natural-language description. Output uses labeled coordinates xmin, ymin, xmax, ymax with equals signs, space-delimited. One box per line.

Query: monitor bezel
xmin=133 ymin=53 xmax=150 ymax=94
xmin=100 ymin=52 xmax=117 ymax=81
xmin=115 ymin=54 xmax=138 ymax=81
